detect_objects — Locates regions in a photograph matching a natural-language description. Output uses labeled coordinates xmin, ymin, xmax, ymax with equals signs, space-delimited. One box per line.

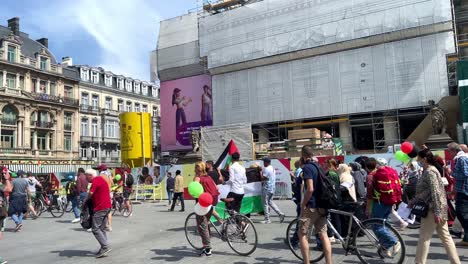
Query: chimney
xmin=37 ymin=38 xmax=48 ymax=48
xmin=7 ymin=17 xmax=19 ymax=36
xmin=61 ymin=57 xmax=73 ymax=66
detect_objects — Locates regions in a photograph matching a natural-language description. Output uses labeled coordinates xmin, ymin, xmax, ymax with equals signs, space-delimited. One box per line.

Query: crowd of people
xmin=1 ymin=141 xmax=468 ymax=263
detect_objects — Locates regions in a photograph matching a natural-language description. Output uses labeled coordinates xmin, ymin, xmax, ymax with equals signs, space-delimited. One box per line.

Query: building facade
xmin=0 ymin=17 xmax=84 ymax=172
xmin=72 ymin=65 xmax=160 ymax=167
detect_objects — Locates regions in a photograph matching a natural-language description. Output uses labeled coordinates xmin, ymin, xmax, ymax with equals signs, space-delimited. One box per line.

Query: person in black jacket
xmin=166 ymin=173 xmax=175 ymax=206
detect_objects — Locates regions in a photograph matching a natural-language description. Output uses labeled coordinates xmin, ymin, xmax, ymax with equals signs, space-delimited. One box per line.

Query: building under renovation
xmin=154 ymin=0 xmax=467 ymax=158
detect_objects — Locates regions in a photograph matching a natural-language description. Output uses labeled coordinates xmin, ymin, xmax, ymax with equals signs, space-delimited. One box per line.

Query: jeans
xmin=262 ymin=191 xmax=283 ymax=221
xmin=196 ymin=207 xmax=213 ymax=249
xmin=170 ymin=193 xmax=184 ymax=211
xmin=79 ymin=192 xmax=87 ymax=203
xmin=92 ymin=209 xmax=111 ymax=249
xmin=456 ymin=193 xmax=468 ymax=242
xmin=71 ymin=196 xmax=80 ymax=219
xmin=371 ymin=202 xmax=398 ymax=249
xmin=11 ymin=213 xmax=23 ymax=225
xmin=176 ymin=108 xmax=187 ymax=129
xmin=167 ymin=190 xmax=174 ymax=205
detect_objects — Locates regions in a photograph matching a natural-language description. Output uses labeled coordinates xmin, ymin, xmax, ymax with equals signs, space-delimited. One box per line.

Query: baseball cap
xmin=17 ymin=170 xmax=26 ymax=177
xmin=376 ymin=158 xmax=388 ymax=167
xmin=263 ymin=157 xmax=271 ymax=163
xmin=96 ymin=164 xmax=107 ymax=171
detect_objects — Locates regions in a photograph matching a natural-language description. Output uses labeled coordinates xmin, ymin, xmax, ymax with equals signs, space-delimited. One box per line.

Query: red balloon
xmin=401 ymin=142 xmax=413 ymax=154
xmin=198 ymin=192 xmax=213 ymax=207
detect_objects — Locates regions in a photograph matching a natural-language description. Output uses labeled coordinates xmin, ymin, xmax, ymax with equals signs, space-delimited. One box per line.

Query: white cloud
xmin=33 ymin=0 xmax=161 ymax=81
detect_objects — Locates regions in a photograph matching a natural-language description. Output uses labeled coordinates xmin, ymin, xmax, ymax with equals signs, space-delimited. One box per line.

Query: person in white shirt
xmin=226 ymin=152 xmax=247 ymax=213
xmin=260 ymin=158 xmax=285 ymax=224
xmin=26 ymin=172 xmax=42 ymax=218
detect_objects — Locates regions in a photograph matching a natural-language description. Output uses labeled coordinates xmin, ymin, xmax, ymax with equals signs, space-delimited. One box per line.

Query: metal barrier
xmin=273 ymin=182 xmax=290 ymax=200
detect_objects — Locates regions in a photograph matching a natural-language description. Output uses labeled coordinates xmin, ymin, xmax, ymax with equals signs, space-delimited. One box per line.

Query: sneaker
xmin=14 ymin=224 xmax=22 ymax=232
xmin=87 ymin=228 xmax=92 ymax=232
xmin=312 ymin=246 xmax=323 ymax=251
xmin=398 ymin=221 xmax=408 ymax=231
xmin=96 ymin=247 xmax=112 ymax=258
xmin=71 ymin=218 xmax=81 ymax=224
xmin=279 ymin=214 xmax=285 ymax=223
xmin=179 ymin=209 xmax=185 ymax=212
xmin=328 ymin=237 xmax=336 ymax=243
xmin=260 ymin=219 xmax=272 ymax=224
xmin=383 ymin=241 xmax=401 ymax=258
xmin=0 ymin=258 xmax=7 ymax=264
xmin=105 ymin=227 xmax=112 ymax=232
xmin=199 ymin=248 xmax=212 ymax=257
xmin=455 ymin=240 xmax=468 ymax=248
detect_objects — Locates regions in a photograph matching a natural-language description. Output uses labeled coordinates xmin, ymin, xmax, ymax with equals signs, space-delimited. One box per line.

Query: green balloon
xmin=188 ymin=181 xmax=204 ymax=198
xmin=395 ymin=150 xmax=410 ymax=162
xmin=10 ymin=172 xmax=17 ymax=178
xmin=115 ymin=174 xmax=122 ymax=181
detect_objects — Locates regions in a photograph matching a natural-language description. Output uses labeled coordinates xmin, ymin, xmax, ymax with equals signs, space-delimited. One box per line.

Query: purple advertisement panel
xmin=160 ymin=74 xmax=212 ymax=151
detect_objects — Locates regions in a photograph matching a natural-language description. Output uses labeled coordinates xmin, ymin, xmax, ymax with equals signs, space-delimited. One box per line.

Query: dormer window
xmin=40 ymin=57 xmax=48 ymax=70
xmin=91 ymin=71 xmax=99 ymax=84
xmin=105 ymin=75 xmax=112 ymax=87
xmin=142 ymin=84 xmax=148 ymax=95
xmin=7 ymin=45 xmax=17 ymax=63
xmin=151 ymin=86 xmax=159 ymax=98
xmin=81 ymin=68 xmax=89 ymax=81
xmin=117 ymin=78 xmax=124 ymax=89
xmin=134 ymin=82 xmax=141 ymax=94
xmin=125 ymin=80 xmax=132 ymax=92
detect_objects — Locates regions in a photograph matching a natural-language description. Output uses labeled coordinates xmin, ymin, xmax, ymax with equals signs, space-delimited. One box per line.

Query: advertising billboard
xmin=160 ymin=74 xmax=212 ymax=151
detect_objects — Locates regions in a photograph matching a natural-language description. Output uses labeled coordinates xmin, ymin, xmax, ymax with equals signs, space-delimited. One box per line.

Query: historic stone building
xmin=0 ymin=17 xmax=83 ymax=172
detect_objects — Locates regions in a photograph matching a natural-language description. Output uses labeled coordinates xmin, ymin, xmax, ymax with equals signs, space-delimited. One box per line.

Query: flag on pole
xmin=214 ymin=140 xmax=239 ymax=170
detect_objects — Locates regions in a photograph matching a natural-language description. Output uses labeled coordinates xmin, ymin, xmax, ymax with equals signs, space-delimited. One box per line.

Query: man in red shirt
xmin=84 ymin=171 xmax=112 ymax=258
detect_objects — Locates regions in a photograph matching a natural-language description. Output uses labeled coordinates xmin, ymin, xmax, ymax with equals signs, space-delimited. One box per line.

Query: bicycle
xmin=184 ymin=199 xmax=258 ymax=256
xmin=112 ymin=192 xmax=132 ymax=217
xmin=286 ymin=205 xmax=406 ymax=264
xmin=62 ymin=196 xmax=83 ymax=213
xmin=34 ymin=191 xmax=65 ymax=218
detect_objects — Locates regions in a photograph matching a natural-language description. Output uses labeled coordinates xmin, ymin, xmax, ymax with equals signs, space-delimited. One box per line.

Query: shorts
xmin=123 ymin=190 xmax=132 ymax=199
xmin=226 ymin=192 xmax=244 ymax=213
xmin=299 ymin=208 xmax=328 ymax=235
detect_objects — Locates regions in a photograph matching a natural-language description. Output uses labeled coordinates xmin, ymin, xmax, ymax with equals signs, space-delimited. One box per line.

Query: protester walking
xmin=298 ymin=145 xmax=332 ymax=264
xmin=170 ymin=170 xmax=185 ymax=212
xmin=260 ymin=158 xmax=285 ymax=224
xmin=83 ymin=170 xmax=112 ymax=258
xmin=226 ymin=152 xmax=247 ymax=213
xmin=8 ymin=170 xmax=30 ymax=232
xmin=411 ymin=149 xmax=461 ymax=264
xmin=448 ymin=142 xmax=468 ymax=247
xmin=166 ymin=172 xmax=175 ymax=206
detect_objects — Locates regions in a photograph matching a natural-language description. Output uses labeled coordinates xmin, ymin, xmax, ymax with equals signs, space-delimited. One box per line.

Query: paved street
xmin=2 ymin=200 xmax=468 ymax=264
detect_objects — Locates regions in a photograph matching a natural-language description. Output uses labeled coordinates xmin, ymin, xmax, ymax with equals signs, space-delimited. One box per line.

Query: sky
xmin=0 ymin=0 xmax=195 ymax=81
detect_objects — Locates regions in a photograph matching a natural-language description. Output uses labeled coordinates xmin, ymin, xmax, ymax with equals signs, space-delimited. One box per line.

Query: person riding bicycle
xmin=26 ymin=172 xmax=42 ymax=219
xmin=193 ymin=161 xmax=220 ymax=257
xmin=225 ymin=152 xmax=247 ymax=214
xmin=65 ymin=174 xmax=80 ymax=223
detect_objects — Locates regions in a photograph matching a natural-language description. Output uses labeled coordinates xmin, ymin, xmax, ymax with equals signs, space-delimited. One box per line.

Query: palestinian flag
xmin=214 ymin=140 xmax=239 ymax=170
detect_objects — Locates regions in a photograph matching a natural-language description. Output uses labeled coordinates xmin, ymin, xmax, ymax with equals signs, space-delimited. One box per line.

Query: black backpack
xmin=80 ymin=199 xmax=94 ymax=230
xmin=310 ymin=162 xmax=340 ymax=209
xmin=125 ymin=173 xmax=134 ymax=187
xmin=351 ymin=169 xmax=367 ymax=201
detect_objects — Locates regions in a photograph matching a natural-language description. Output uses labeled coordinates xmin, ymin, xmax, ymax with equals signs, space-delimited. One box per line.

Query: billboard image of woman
xmin=161 ymin=74 xmax=212 ymax=151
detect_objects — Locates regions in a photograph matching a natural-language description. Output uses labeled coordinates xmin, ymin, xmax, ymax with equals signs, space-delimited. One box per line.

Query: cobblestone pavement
xmin=1 ymin=201 xmax=468 ymax=263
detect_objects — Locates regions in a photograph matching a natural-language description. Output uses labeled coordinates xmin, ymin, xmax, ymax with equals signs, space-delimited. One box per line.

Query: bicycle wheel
xmin=112 ymin=202 xmax=121 ymax=216
xmin=353 ymin=218 xmax=406 ymax=264
xmin=184 ymin=212 xmax=204 ymax=250
xmin=225 ymin=214 xmax=258 ymax=256
xmin=286 ymin=218 xmax=324 ymax=263
xmin=63 ymin=197 xmax=73 ymax=213
xmin=49 ymin=198 xmax=65 ymax=218
xmin=34 ymin=199 xmax=44 ymax=217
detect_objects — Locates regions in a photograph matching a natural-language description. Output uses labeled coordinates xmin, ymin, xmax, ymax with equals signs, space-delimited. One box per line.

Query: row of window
xmin=0 ymin=129 xmax=72 ymax=151
xmin=80 ymin=68 xmax=159 ymax=98
xmin=1 ymin=71 xmax=74 ymax=98
xmin=6 ymin=44 xmax=49 ymax=71
xmin=79 ymin=148 xmax=120 ymax=159
xmin=80 ymin=93 xmax=158 ymax=115
xmin=80 ymin=119 xmax=119 ymax=138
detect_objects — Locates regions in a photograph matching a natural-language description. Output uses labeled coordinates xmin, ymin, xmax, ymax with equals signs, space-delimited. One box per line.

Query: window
xmin=80 ymin=147 xmax=87 ymax=158
xmin=6 ymin=73 xmax=16 ymax=89
xmin=64 ymin=86 xmax=73 ymax=98
xmin=81 ymin=69 xmax=89 ymax=81
xmin=105 ymin=75 xmax=112 ymax=87
xmin=142 ymin=85 xmax=148 ymax=95
xmin=134 ymin=82 xmax=140 ymax=94
xmin=151 ymin=86 xmax=159 ymax=98
xmin=50 ymin=82 xmax=56 ymax=96
xmin=80 ymin=118 xmax=89 ymax=136
xmin=134 ymin=103 xmax=140 ymax=112
xmin=105 ymin=97 xmax=112 ymax=110
xmin=118 ymin=100 xmax=124 ymax=112
xmin=1 ymin=130 xmax=15 ymax=148
xmin=64 ymin=113 xmax=72 ymax=130
xmin=7 ymin=45 xmax=16 ymax=63
xmin=125 ymin=80 xmax=132 ymax=92
xmin=91 ymin=71 xmax=99 ymax=84
xmin=91 ymin=95 xmax=99 ymax=110
xmin=91 ymin=119 xmax=98 ymax=137
xmin=117 ymin=78 xmax=124 ymax=89
xmin=39 ymin=80 xmax=46 ymax=93
xmin=126 ymin=102 xmax=132 ymax=112
xmin=40 ymin=57 xmax=48 ymax=70
xmin=64 ymin=136 xmax=72 ymax=151
xmin=0 ymin=74 xmax=2 ymax=87
xmin=19 ymin=76 xmax=24 ymax=89
xmin=152 ymin=107 xmax=159 ymax=117
xmin=36 ymin=131 xmax=49 ymax=150
xmin=81 ymin=93 xmax=89 ymax=110
xmin=142 ymin=105 xmax=148 ymax=113
xmin=105 ymin=120 xmax=119 ymax=138
xmin=91 ymin=148 xmax=97 ymax=158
